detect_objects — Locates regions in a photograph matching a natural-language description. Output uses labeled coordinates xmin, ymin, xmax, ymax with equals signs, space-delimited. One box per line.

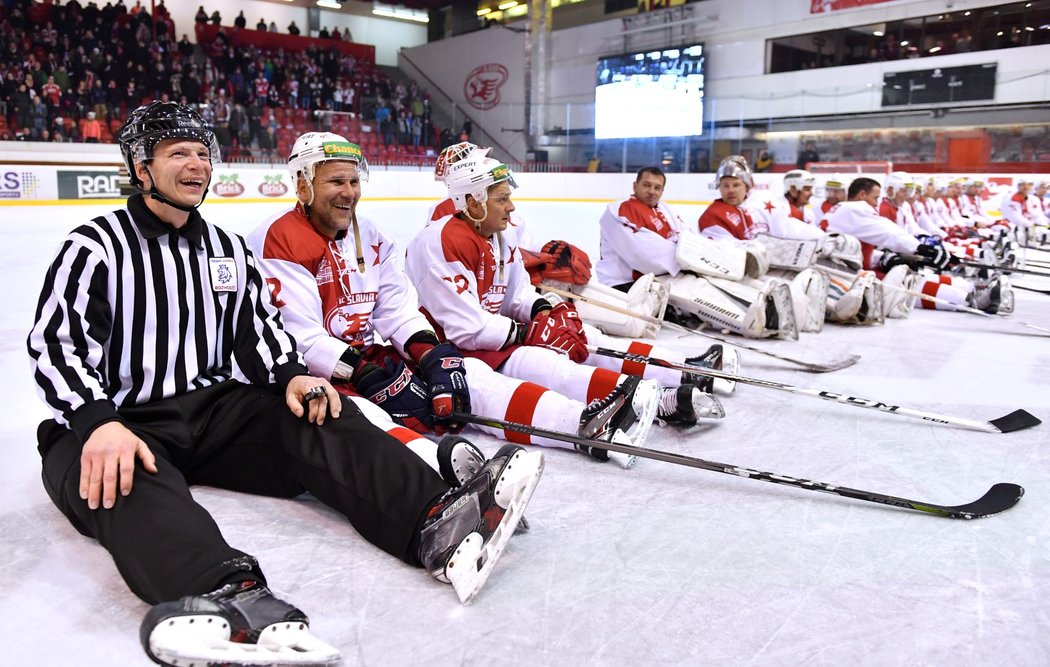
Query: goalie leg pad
xmin=756 ymin=234 xmax=818 ymax=271
xmin=768 ymin=268 xmax=828 ymax=333
xmin=826 ymin=271 xmax=884 ymax=325
xmin=880 ymin=265 xmax=920 ymax=319
xmin=568 ymin=274 xmax=668 ymax=338
xmin=674 ymin=230 xmax=748 ymax=280
xmin=666 ymin=274 xmax=797 ymax=339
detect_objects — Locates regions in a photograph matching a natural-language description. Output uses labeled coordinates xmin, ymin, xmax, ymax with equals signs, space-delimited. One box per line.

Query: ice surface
xmin=2 ymin=198 xmax=1048 ymax=666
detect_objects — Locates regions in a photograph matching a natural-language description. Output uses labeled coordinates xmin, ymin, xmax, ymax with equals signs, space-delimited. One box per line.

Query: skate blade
xmin=714 ymin=348 xmax=739 ymax=395
xmin=447 ymin=451 xmax=544 ymax=605
xmin=150 ymin=615 xmax=341 ymax=666
xmin=624 ymin=379 xmax=659 ymax=451
xmin=609 ymin=429 xmax=638 ymax=468
xmin=696 ymin=394 xmax=726 ymax=420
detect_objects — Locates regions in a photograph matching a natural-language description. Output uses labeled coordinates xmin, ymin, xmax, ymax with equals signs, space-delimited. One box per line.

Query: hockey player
xmin=824 ymin=177 xmax=1012 ymax=315
xmin=407 ymin=155 xmax=728 ymax=455
xmin=959 ymin=177 xmax=993 ymax=228
xmin=783 ymin=169 xmax=816 ymax=224
xmin=27 ymin=103 xmax=543 ymax=666
xmin=878 ymin=172 xmax=922 ymax=235
xmin=813 ymin=174 xmax=847 ymax=220
xmin=432 ymin=143 xmax=668 ymax=343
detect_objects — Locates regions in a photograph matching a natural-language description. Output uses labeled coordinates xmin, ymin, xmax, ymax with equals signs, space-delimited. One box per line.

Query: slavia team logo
xmin=214 ymin=173 xmax=244 ymax=197
xmin=259 ymin=174 xmax=289 ymax=197
xmin=464 ymin=64 xmax=508 ymax=111
xmin=325 ymin=307 xmax=371 ymax=342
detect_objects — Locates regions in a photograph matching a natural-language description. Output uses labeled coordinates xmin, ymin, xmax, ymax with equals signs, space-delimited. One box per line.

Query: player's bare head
xmin=633 ymin=167 xmax=666 ymax=207
xmin=848 ymin=177 xmax=881 ymax=205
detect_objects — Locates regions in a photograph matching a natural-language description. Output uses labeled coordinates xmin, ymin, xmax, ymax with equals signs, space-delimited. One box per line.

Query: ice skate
xmin=575 ymin=375 xmax=659 ymax=468
xmin=683 ymin=343 xmax=739 ymax=394
xmin=436 ymin=434 xmax=486 ymax=487
xmin=141 ymin=580 xmax=340 ymax=666
xmin=417 ymin=444 xmax=543 ymax=605
xmin=967 ymin=276 xmax=1006 ymax=314
xmin=437 ymin=434 xmax=530 ymax=534
xmin=657 ymin=385 xmax=726 ymax=426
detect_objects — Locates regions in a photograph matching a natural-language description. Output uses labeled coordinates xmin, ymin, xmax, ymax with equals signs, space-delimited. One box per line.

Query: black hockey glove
xmin=417 ymin=341 xmax=470 ymax=434
xmin=874 ymin=251 xmax=909 ymax=274
xmin=353 ymin=359 xmax=433 ymax=434
xmin=915 ymin=237 xmax=951 ymax=271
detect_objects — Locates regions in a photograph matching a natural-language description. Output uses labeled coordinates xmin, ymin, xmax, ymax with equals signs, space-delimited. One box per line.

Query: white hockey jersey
xmin=596 ymin=196 xmax=684 ymax=286
xmin=405 ymin=212 xmax=543 ymax=352
xmin=247 ymin=203 xmax=432 ymax=379
xmin=823 ymin=200 xmax=920 ymax=270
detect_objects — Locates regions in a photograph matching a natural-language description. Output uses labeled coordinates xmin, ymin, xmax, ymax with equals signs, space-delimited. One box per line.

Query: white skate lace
xmin=657 ymin=386 xmax=680 ymax=418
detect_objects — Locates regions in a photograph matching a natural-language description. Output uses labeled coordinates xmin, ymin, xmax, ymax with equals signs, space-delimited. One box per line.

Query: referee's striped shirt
xmin=27 ymin=194 xmax=307 ymax=442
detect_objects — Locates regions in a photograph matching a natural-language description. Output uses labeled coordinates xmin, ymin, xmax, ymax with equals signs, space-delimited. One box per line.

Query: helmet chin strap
xmin=143 ymin=163 xmax=210 ymax=212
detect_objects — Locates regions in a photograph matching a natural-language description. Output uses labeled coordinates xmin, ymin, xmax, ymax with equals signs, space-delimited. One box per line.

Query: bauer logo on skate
xmin=464 ymin=64 xmax=508 ymax=111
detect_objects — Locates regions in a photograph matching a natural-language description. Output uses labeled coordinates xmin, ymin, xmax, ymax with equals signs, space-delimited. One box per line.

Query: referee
xmin=26 ymin=102 xmax=457 ymax=664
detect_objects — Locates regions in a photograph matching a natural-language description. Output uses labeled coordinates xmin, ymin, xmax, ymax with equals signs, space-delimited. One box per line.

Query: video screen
xmin=595 ymin=44 xmax=705 ymax=140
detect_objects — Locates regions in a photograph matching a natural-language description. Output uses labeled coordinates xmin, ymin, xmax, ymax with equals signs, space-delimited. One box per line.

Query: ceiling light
xmin=929 ymin=46 xmax=941 ymax=53
xmin=317 ymin=0 xmax=342 ymax=8
xmin=498 ymin=1 xmax=519 ymax=9
xmin=873 ymin=30 xmax=884 ymax=36
xmin=477 ymin=7 xmax=491 ymax=15
xmin=900 ymin=40 xmax=909 ymax=46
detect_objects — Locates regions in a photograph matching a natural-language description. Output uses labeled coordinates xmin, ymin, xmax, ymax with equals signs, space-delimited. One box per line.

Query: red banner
xmin=811 ymin=0 xmax=895 ymax=13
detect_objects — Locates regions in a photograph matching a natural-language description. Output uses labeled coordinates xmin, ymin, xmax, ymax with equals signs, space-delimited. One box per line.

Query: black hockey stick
xmin=1014 ymin=284 xmax=1050 ymax=296
xmin=586 ymin=345 xmax=1041 ymax=434
xmin=453 ymin=413 xmax=1023 ymax=519
xmin=952 ymin=259 xmax=1050 ymax=277
xmin=538 ymin=282 xmax=859 ymax=373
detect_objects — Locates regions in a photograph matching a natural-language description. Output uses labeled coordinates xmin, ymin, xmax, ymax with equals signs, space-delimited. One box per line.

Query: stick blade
xmin=803 ymin=354 xmax=861 ymax=373
xmin=989 ymin=409 xmax=1042 ymax=433
xmin=942 ymin=483 xmax=1025 ymax=519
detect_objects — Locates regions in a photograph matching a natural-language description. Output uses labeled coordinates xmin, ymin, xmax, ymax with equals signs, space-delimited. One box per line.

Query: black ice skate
xmin=576 ymin=375 xmax=659 ymax=467
xmin=140 ymin=580 xmax=340 ymax=666
xmin=683 ymin=343 xmax=740 ymax=394
xmin=437 ymin=434 xmax=530 ymax=534
xmin=657 ymin=385 xmax=726 ymax=426
xmin=418 ymin=444 xmax=543 ymax=604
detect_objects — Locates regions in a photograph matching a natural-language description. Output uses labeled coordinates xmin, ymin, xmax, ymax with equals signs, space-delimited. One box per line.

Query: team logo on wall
xmin=464 ymin=64 xmax=508 ymax=111
xmin=214 ymin=173 xmax=245 ymax=197
xmin=259 ymin=174 xmax=289 ymax=197
xmin=0 ymin=170 xmax=39 ymax=199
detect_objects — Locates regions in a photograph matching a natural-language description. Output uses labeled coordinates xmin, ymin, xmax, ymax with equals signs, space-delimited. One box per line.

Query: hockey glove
xmin=353 ymin=359 xmax=433 ymax=434
xmin=874 ymin=251 xmax=910 ymax=274
xmin=524 ymin=302 xmax=589 ymax=363
xmin=915 ymin=237 xmax=951 ymax=271
xmin=417 ymin=341 xmax=471 ymax=435
xmin=520 ymin=241 xmax=593 ymax=286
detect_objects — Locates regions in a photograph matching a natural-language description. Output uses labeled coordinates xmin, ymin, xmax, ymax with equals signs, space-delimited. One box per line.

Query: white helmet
xmin=715 ymin=155 xmax=753 ymax=189
xmin=783 ymin=169 xmax=815 ymax=193
xmin=433 ymin=141 xmax=491 ymax=181
xmin=823 ymin=175 xmax=847 ymax=191
xmin=444 ymin=154 xmax=517 ymax=213
xmin=884 ymin=171 xmax=910 ymax=195
xmin=288 ymin=131 xmax=369 ymax=186
xmin=1014 ymin=175 xmax=1035 ymax=188
xmin=964 ymin=176 xmax=984 ymax=189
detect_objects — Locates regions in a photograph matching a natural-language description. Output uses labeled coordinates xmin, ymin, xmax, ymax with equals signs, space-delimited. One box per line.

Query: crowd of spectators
xmin=1 ymin=0 xmax=445 ymax=163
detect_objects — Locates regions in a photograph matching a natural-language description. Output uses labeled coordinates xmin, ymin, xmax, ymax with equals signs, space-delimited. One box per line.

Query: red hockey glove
xmin=520 ymin=241 xmax=592 ymax=286
xmin=523 ymin=302 xmax=589 ymax=363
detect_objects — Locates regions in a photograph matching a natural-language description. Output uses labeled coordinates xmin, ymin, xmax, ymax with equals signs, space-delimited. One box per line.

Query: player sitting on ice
xmin=430 ymin=146 xmax=735 ymax=399
xmin=249 ymin=133 xmax=656 ymax=471
xmin=811 ymin=174 xmax=846 ymax=221
xmin=782 ymin=167 xmax=817 ymax=224
xmin=823 ymin=176 xmax=1014 ymax=315
xmin=1000 ymin=176 xmax=1041 ymax=249
xmin=407 ymin=153 xmax=726 ymax=464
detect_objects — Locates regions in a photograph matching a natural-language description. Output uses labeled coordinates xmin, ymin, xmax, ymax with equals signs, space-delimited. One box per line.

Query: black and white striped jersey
xmin=28 ymin=194 xmax=307 ymax=441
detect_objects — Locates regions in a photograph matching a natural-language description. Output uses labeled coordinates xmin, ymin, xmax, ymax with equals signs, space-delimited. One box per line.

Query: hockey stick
xmin=1014 ymin=284 xmax=1050 ymax=296
xmin=538 ymin=282 xmax=859 ymax=373
xmin=952 ymin=259 xmax=1050 ymax=277
xmin=817 ymin=265 xmax=1050 ymax=335
xmin=584 ymin=345 xmax=1041 ymax=434
xmin=452 ymin=412 xmax=1024 ymax=519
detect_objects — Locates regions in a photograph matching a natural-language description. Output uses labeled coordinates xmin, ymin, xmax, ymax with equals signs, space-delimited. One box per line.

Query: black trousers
xmin=38 ymin=381 xmax=449 ymax=605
